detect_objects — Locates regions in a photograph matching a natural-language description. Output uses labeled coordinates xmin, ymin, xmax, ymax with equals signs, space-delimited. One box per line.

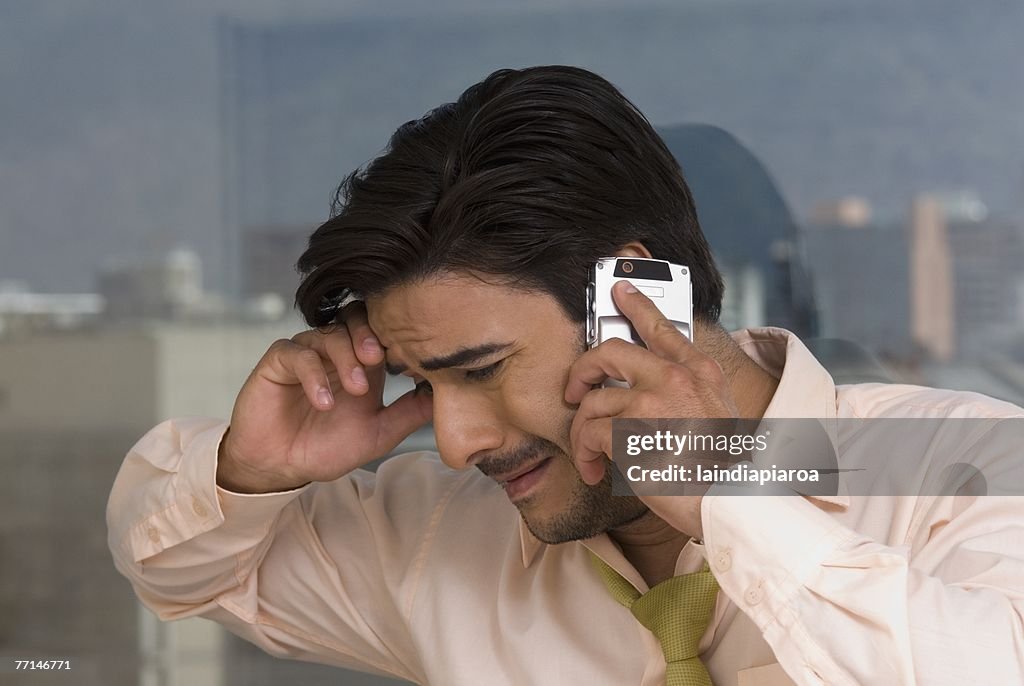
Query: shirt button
xmin=713 ymin=550 xmax=732 ymax=573
xmin=192 ymin=497 xmax=208 ymax=517
xmin=147 ymin=527 xmax=161 ymax=543
xmin=745 ymin=582 xmax=764 ymax=606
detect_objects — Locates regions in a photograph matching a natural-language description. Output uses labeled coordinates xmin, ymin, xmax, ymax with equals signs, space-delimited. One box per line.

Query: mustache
xmin=475 ymin=435 xmax=562 ymax=479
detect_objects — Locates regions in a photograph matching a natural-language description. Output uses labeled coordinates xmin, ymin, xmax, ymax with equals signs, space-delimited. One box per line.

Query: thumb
xmin=373 ymin=388 xmax=434 ymax=456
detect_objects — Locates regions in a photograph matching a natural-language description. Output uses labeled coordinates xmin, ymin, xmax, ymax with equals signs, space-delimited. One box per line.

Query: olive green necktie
xmin=590 ymin=553 xmax=719 ymax=686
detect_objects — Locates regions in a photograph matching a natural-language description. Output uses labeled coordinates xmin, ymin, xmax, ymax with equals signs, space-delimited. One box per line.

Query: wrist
xmin=216 ymin=430 xmax=308 ymax=494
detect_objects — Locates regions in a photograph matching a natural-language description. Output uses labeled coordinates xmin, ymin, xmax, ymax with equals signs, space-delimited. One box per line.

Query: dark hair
xmin=296 ymin=65 xmax=724 ymax=327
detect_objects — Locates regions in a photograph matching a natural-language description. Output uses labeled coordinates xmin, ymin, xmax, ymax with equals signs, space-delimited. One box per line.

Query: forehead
xmin=365 ymin=273 xmax=567 ymax=359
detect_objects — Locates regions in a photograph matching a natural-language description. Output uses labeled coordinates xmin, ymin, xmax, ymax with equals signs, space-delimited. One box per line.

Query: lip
xmin=501 ymin=457 xmax=553 ymax=501
xmin=494 ymin=458 xmax=548 ymax=484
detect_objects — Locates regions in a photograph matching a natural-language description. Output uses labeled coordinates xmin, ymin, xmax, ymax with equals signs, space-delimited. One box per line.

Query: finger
xmin=611 ymin=280 xmax=697 ymax=362
xmin=573 ymin=416 xmax=614 ymax=485
xmin=341 ymin=301 xmax=384 ymax=367
xmin=564 ymin=338 xmax=663 ymax=404
xmin=322 ymin=329 xmax=375 ymax=396
xmin=569 ymin=386 xmax=631 ymax=452
xmin=295 ymin=329 xmax=372 ymax=397
xmin=261 ymin=339 xmax=335 ymax=410
xmin=373 ymin=388 xmax=434 ymax=456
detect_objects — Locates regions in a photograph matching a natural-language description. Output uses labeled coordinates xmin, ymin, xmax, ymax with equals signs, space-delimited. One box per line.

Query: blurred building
xmin=0 ymin=315 xmax=426 ymax=686
xmin=0 ymin=279 xmax=104 ymax=338
xmin=802 ymin=199 xmax=913 ymax=361
xmin=909 ymin=194 xmax=956 ymax=362
xmin=803 ymin=192 xmax=1024 ymax=365
xmin=946 ymin=215 xmax=1024 ymax=359
xmin=97 ymin=249 xmax=225 ymax=322
xmin=95 ymin=248 xmax=291 ymax=327
xmin=809 ymin=196 xmax=873 ymax=228
xmin=240 ymin=225 xmax=311 ymax=304
xmin=0 ymin=321 xmax=300 ymax=686
xmin=908 ymin=191 xmax=1024 ymax=362
xmin=660 ymin=124 xmax=818 ymax=337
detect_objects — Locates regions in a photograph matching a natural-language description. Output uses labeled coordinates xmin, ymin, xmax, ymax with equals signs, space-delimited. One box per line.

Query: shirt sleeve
xmin=698 ymin=423 xmax=1024 ymax=685
xmin=106 ymin=417 xmax=460 ymax=684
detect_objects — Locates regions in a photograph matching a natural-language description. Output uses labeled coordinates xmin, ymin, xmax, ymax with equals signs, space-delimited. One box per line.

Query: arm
xmin=700 ymin=492 xmax=1024 ymax=685
xmin=698 ymin=419 xmax=1024 ymax=686
xmin=566 ymin=284 xmax=1024 ymax=684
xmin=107 ymin=417 xmax=447 ymax=683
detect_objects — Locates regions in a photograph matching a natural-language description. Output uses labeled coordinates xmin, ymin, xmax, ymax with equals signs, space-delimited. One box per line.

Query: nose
xmin=430 ymin=385 xmax=505 ymax=470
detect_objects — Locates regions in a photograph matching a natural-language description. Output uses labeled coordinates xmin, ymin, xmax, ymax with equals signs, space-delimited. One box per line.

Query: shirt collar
xmin=734 ymin=327 xmax=850 ymax=508
xmin=518 ymin=326 xmax=848 ymax=568
xmin=520 ymin=519 xmax=545 ymax=568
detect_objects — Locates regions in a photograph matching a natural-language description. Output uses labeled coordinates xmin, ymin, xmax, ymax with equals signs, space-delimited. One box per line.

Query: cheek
xmin=503 ymin=364 xmax=576 ymax=446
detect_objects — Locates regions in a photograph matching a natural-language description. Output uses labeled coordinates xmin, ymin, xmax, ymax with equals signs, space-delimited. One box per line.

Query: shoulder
xmin=837 ymin=382 xmax=1024 ymax=420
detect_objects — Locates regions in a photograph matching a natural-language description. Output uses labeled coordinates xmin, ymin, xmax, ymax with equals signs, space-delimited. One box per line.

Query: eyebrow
xmin=384 ymin=342 xmax=514 ymax=376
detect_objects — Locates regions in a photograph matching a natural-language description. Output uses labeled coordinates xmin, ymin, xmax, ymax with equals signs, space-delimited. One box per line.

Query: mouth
xmin=498 ymin=457 xmax=554 ymax=502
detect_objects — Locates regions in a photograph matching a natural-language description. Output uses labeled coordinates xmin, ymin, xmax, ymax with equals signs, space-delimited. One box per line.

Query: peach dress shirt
xmin=107 ymin=328 xmax=1024 ymax=685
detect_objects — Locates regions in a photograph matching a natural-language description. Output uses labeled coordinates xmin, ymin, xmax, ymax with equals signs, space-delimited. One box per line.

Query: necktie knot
xmin=590 ymin=552 xmax=719 ymax=686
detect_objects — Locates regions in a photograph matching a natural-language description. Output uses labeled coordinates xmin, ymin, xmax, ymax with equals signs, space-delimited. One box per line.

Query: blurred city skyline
xmin=2 ymin=0 xmax=1023 ymax=294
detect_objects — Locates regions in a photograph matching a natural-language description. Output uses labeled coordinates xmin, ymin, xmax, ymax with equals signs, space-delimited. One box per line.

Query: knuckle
xmin=295 ymin=348 xmax=322 ymax=368
xmin=264 ymin=338 xmax=296 ymax=365
xmin=633 ymin=391 xmax=661 ymax=417
xmin=326 ymin=323 xmax=349 ymax=339
xmin=663 ymin=363 xmax=692 ymax=386
xmin=324 ymin=328 xmax=355 ymax=353
xmin=603 ymin=338 xmax=631 ymax=354
xmin=270 ymin=337 xmax=294 ymax=352
xmin=695 ymin=356 xmax=725 ymax=381
xmin=654 ymin=318 xmax=679 ymax=337
xmin=578 ymin=389 xmax=604 ymax=415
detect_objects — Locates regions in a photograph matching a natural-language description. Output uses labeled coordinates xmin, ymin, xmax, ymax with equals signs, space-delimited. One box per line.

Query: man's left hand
xmin=565 ymin=280 xmax=739 ymax=539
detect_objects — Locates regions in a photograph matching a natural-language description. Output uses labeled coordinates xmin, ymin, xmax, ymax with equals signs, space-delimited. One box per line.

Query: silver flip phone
xmin=586 ymin=257 xmax=693 ymax=349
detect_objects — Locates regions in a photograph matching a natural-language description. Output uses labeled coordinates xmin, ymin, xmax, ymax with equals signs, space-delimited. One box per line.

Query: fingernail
xmin=317 ymin=387 xmax=333 ymax=407
xmin=622 ymin=282 xmax=638 ymax=294
xmin=351 ymin=366 xmax=368 ymax=386
xmin=361 ymin=337 xmax=381 ymax=354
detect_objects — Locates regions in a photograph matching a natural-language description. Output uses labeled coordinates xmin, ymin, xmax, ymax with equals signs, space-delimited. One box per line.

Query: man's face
xmin=367 ymin=272 xmax=646 ymax=544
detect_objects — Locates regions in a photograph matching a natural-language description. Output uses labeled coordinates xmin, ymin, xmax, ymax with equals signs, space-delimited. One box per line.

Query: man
xmin=107 ymin=66 xmax=1024 ymax=685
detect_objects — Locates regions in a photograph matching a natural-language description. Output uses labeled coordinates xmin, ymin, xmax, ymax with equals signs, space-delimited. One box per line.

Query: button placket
xmin=744 ymin=580 xmax=765 ymax=606
xmin=713 ymin=549 xmax=732 ymax=573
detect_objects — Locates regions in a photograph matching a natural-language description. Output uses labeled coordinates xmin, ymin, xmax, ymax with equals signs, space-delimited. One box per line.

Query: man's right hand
xmin=217 ymin=302 xmax=433 ymax=493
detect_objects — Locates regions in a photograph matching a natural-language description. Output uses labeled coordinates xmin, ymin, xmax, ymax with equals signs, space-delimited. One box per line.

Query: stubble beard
xmin=483 ymin=331 xmax=648 ymax=544
xmin=511 ymin=445 xmax=649 ymax=545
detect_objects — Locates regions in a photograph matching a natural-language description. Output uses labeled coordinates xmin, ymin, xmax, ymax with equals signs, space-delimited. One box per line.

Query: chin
xmin=517 ymin=484 xmax=648 ymax=545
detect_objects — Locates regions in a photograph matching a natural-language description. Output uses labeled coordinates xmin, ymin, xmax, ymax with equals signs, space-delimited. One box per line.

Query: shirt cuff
xmin=127 ymin=420 xmax=311 ymax=563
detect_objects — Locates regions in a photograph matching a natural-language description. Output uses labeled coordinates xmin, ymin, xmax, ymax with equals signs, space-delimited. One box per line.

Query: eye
xmin=464 ymin=360 xmax=504 ymax=382
xmin=415 ymin=379 xmax=434 ymax=396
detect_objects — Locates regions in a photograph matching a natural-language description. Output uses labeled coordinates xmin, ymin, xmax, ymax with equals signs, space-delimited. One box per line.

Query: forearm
xmin=106 ymin=418 xmax=308 ymax=614
xmin=699 ymin=494 xmax=1024 ymax=685
xmin=106 ymin=419 xmax=433 ymax=680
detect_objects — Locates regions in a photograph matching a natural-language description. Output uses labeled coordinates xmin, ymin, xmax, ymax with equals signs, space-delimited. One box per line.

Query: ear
xmin=614 ymin=241 xmax=653 ymax=259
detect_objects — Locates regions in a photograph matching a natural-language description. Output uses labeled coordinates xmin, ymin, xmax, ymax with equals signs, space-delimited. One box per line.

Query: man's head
xmin=295 ymin=65 xmax=724 ymax=543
